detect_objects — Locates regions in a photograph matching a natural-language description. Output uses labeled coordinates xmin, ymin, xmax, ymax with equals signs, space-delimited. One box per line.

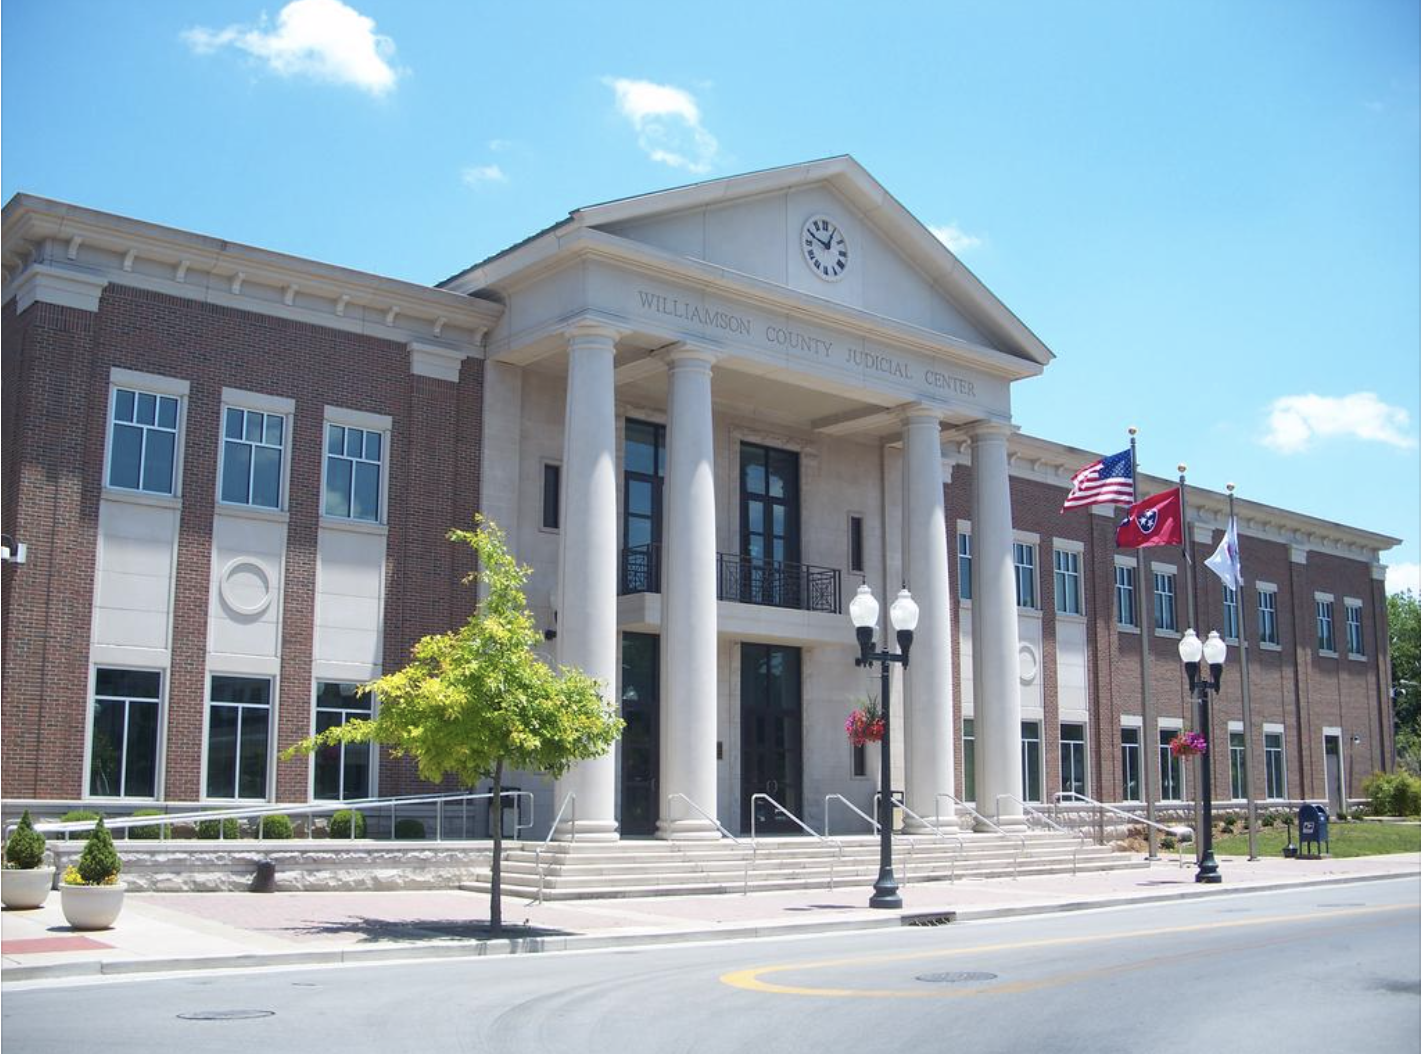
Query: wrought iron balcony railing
xmin=619 ymin=545 xmax=842 ymax=615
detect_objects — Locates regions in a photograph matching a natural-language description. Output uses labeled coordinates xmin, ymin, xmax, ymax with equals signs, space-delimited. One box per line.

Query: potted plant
xmin=1169 ymin=731 xmax=1207 ymax=759
xmin=2 ymin=811 xmax=54 ymax=909
xmin=60 ymin=816 xmax=125 ymax=930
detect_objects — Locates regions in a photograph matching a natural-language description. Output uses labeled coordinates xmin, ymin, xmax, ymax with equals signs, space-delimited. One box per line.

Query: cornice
xmin=2 ymin=194 xmax=502 ymax=355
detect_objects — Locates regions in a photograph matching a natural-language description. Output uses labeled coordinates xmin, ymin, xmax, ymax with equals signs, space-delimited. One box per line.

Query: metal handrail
xmin=997 ymin=794 xmax=1086 ymax=876
xmin=18 ymin=790 xmax=534 ymax=843
xmin=666 ymin=793 xmax=750 ymax=895
xmin=936 ymin=792 xmax=1026 ymax=879
xmin=533 ymin=793 xmax=576 ymax=905
xmin=823 ymin=793 xmax=878 ymax=836
xmin=750 ymin=793 xmax=843 ymax=890
xmin=894 ymin=799 xmax=965 ymax=884
xmin=1053 ymin=791 xmax=1193 ymax=867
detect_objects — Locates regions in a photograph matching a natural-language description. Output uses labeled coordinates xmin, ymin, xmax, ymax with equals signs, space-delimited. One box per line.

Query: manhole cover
xmin=177 ymin=1010 xmax=276 ymax=1021
xmin=916 ymin=971 xmax=998 ymax=984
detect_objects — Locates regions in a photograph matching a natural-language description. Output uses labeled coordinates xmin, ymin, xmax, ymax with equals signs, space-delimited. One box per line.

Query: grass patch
xmin=1211 ymin=821 xmax=1419 ymax=858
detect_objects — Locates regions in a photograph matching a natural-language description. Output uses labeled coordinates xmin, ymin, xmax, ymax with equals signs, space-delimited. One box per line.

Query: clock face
xmin=801 ymin=214 xmax=849 ymax=281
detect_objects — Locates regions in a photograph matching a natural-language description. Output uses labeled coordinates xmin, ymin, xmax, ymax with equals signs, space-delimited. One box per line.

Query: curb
xmin=3 ymin=869 xmax=1415 ymax=984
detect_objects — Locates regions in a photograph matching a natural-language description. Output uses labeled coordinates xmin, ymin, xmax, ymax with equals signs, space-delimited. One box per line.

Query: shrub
xmin=329 ymin=810 xmax=366 ymax=839
xmin=4 ymin=811 xmax=47 ymax=869
xmin=128 ymin=808 xmax=167 ymax=840
xmin=394 ymin=818 xmax=426 ymax=840
xmin=1362 ymin=771 xmax=1422 ymax=817
xmin=257 ymin=814 xmax=294 ymax=839
xmin=1260 ymin=815 xmax=1275 ymax=828
xmin=60 ymin=810 xmax=101 ymax=840
xmin=72 ymin=817 xmax=122 ymax=885
xmin=196 ymin=817 xmax=242 ymax=840
xmin=1161 ymin=835 xmax=1176 ymax=850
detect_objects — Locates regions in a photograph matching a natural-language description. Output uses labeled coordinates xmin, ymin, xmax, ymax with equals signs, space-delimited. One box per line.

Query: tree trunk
xmin=490 ymin=758 xmax=503 ymax=936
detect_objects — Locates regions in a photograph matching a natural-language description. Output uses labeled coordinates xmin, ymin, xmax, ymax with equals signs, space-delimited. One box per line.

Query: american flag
xmin=1061 ymin=447 xmax=1134 ymax=511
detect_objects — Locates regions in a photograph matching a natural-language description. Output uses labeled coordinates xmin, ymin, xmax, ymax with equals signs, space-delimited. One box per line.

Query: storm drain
xmin=177 ymin=1010 xmax=276 ymax=1021
xmin=916 ymin=971 xmax=998 ymax=984
xmin=902 ymin=912 xmax=955 ymax=927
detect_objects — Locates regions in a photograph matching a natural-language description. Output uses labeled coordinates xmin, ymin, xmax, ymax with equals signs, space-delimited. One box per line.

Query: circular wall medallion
xmin=1018 ymin=643 xmax=1039 ymax=685
xmin=218 ymin=558 xmax=273 ymax=617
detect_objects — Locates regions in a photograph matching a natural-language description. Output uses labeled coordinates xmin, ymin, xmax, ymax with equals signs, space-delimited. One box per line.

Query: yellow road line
xmin=719 ymin=902 xmax=1416 ymax=998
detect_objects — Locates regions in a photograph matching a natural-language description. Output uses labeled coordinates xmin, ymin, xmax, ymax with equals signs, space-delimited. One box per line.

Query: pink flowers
xmin=846 ymin=698 xmax=885 ymax=747
xmin=1170 ymin=731 xmax=1207 ymax=758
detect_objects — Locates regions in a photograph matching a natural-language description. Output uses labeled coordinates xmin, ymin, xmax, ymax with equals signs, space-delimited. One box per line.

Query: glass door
xmin=619 ymin=633 xmax=660 ymax=836
xmin=622 ymin=420 xmax=664 ymax=593
xmin=739 ymin=443 xmax=800 ymax=606
xmin=739 ymin=643 xmax=803 ymax=834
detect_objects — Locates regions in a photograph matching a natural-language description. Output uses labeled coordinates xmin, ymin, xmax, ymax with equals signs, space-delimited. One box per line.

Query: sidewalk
xmin=4 ymin=852 xmax=1417 ymax=983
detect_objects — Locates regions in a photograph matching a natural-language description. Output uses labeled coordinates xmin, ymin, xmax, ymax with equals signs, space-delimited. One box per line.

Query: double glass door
xmin=739 ymin=443 xmax=800 ymax=606
xmin=740 ymin=643 xmax=803 ymax=834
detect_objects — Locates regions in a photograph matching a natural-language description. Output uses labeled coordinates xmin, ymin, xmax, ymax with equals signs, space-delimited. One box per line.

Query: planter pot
xmin=1 ymin=867 xmax=55 ymax=910
xmin=60 ymin=882 xmax=126 ymax=930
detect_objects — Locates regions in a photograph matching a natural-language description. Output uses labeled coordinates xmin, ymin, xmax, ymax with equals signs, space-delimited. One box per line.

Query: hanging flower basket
xmin=845 ymin=698 xmax=885 ymax=747
xmin=1170 ymin=731 xmax=1207 ymax=758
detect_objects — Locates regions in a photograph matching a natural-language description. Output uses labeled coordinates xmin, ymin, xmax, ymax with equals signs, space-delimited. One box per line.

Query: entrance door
xmin=740 ymin=643 xmax=803 ymax=834
xmin=1324 ymin=734 xmax=1343 ymax=816
xmin=620 ymin=633 xmax=659 ymax=836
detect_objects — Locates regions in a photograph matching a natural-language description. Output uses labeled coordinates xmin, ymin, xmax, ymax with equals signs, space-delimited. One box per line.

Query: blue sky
xmin=4 ymin=0 xmax=1418 ymax=589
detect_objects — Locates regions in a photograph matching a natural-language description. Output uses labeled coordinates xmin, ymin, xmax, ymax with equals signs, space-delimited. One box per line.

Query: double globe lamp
xmin=1178 ymin=627 xmax=1226 ymax=884
xmin=848 ymin=582 xmax=919 ymax=909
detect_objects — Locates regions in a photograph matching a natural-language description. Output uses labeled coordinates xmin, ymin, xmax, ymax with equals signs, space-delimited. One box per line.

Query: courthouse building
xmin=0 ymin=157 xmax=1399 ymax=837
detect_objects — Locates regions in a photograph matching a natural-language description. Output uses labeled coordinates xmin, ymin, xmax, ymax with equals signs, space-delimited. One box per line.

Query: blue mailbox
xmin=1298 ymin=803 xmax=1329 ymax=857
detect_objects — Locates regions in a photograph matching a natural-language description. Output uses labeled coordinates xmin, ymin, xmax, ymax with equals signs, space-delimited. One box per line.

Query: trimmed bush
xmin=60 ymin=810 xmax=101 ymax=840
xmin=1362 ymin=771 xmax=1422 ymax=817
xmin=74 ymin=818 xmax=122 ymax=885
xmin=4 ymin=810 xmax=47 ymax=869
xmin=394 ymin=818 xmax=426 ymax=840
xmin=1161 ymin=835 xmax=1176 ymax=850
xmin=127 ymin=808 xmax=167 ymax=840
xmin=196 ymin=817 xmax=242 ymax=840
xmin=329 ymin=810 xmax=366 ymax=839
xmin=257 ymin=814 xmax=294 ymax=839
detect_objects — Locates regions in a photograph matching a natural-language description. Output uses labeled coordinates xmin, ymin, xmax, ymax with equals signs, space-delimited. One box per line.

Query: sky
xmin=3 ymin=0 xmax=1418 ymax=591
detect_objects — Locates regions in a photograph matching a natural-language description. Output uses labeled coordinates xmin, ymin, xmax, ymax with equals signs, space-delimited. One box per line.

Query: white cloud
xmin=487 ymin=139 xmax=514 ymax=153
xmin=604 ymin=77 xmax=718 ymax=174
xmin=1261 ymin=392 xmax=1414 ymax=454
xmin=461 ymin=164 xmax=507 ymax=186
xmin=928 ymin=222 xmax=983 ymax=254
xmin=1387 ymin=563 xmax=1420 ymax=597
xmin=183 ymin=0 xmax=399 ymax=97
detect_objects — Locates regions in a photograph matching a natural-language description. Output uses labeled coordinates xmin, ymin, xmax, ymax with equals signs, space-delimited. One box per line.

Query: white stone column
xmin=553 ymin=321 xmax=621 ymax=841
xmin=969 ymin=420 xmax=1025 ymax=831
xmin=657 ymin=346 xmax=721 ymax=839
xmin=901 ymin=407 xmax=954 ymax=829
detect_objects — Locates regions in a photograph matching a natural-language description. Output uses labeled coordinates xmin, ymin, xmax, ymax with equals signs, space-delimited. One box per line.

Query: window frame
xmin=1152 ymin=565 xmax=1178 ymax=634
xmin=1257 ymin=584 xmax=1280 ymax=648
xmin=1059 ymin=722 xmax=1087 ymax=799
xmin=84 ymin=666 xmax=165 ymax=801
xmin=1345 ymin=600 xmax=1365 ymax=658
xmin=312 ymin=680 xmax=378 ymax=801
xmin=103 ymin=370 xmax=188 ymax=499
xmin=1120 ymin=724 xmax=1142 ymax=803
xmin=1222 ymin=584 xmax=1240 ymax=643
xmin=321 ymin=408 xmax=392 ymax=526
xmin=1263 ymin=727 xmax=1287 ymax=800
xmin=541 ymin=461 xmax=562 ymax=532
xmin=1021 ymin=719 xmax=1043 ymax=803
xmin=962 ymin=716 xmax=976 ymax=802
xmin=1158 ymin=724 xmax=1186 ymax=802
xmin=1228 ymin=722 xmax=1246 ymax=800
xmin=1114 ymin=560 xmax=1138 ymax=629
xmin=217 ymin=390 xmax=294 ymax=513
xmin=957 ymin=528 xmax=972 ymax=603
xmin=848 ymin=513 xmax=865 ymax=574
xmin=1053 ymin=545 xmax=1084 ymax=617
xmin=202 ymin=674 xmax=275 ymax=802
xmin=1013 ymin=539 xmax=1038 ymax=611
xmin=1315 ymin=595 xmax=1336 ymax=655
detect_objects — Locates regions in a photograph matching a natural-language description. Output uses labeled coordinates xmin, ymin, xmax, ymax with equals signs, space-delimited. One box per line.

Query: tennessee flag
xmin=1116 ymin=489 xmax=1184 ymax=549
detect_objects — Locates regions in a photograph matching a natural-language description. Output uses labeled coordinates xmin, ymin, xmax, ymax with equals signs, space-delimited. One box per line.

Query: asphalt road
xmin=4 ymin=878 xmax=1418 ymax=1053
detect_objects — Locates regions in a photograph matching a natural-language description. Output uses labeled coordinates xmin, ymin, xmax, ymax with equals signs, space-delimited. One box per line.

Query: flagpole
xmin=1178 ymin=464 xmax=1203 ymax=863
xmin=1131 ymin=427 xmax=1159 ymax=861
xmin=1230 ymin=484 xmax=1259 ymax=861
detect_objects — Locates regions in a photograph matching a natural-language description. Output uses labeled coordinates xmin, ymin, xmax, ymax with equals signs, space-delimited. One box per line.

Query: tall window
xmin=739 ymin=442 xmax=800 ymax=606
xmin=220 ymin=407 xmax=284 ymax=509
xmin=1258 ymin=588 xmax=1278 ymax=645
xmin=314 ymin=682 xmax=373 ymax=801
xmin=1120 ymin=726 xmax=1141 ymax=802
xmin=1013 ymin=542 xmax=1037 ymax=609
xmin=848 ymin=515 xmax=864 ymax=574
xmin=324 ymin=423 xmax=383 ymax=522
xmin=205 ymin=676 xmax=272 ymax=799
xmin=1264 ymin=731 xmax=1286 ymax=799
xmin=1059 ymin=723 xmax=1087 ymax=798
xmin=962 ymin=718 xmax=975 ymax=801
xmin=541 ymin=463 xmax=560 ymax=530
xmin=1222 ymin=585 xmax=1240 ymax=641
xmin=1316 ymin=599 xmax=1336 ymax=653
xmin=1115 ymin=564 xmax=1137 ymax=627
xmin=1054 ymin=549 xmax=1082 ymax=616
xmin=622 ymin=421 xmax=665 ymax=594
xmin=1346 ymin=603 xmax=1364 ymax=657
xmin=1153 ymin=570 xmax=1177 ymax=632
xmin=89 ymin=668 xmax=161 ymax=798
xmin=108 ymin=387 xmax=179 ymax=495
xmin=1159 ymin=729 xmax=1185 ymax=801
xmin=957 ymin=533 xmax=972 ymax=601
xmin=1229 ymin=729 xmax=1246 ymax=799
xmin=1021 ymin=720 xmax=1042 ymax=803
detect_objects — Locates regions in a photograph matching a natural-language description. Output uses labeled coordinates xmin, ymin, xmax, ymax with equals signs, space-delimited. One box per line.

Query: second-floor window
xmin=1115 ymin=564 xmax=1137 ymax=627
xmin=324 ymin=422 xmax=383 ymax=522
xmin=1153 ymin=570 xmax=1177 ymax=632
xmin=1258 ymin=588 xmax=1279 ymax=645
xmin=221 ymin=407 xmax=284 ymax=509
xmin=1316 ymin=599 xmax=1336 ymax=653
xmin=108 ymin=387 xmax=179 ymax=495
xmin=1054 ymin=549 xmax=1082 ymax=616
xmin=1222 ymin=585 xmax=1240 ymax=641
xmin=1346 ymin=603 xmax=1364 ymax=657
xmin=1013 ymin=542 xmax=1037 ymax=609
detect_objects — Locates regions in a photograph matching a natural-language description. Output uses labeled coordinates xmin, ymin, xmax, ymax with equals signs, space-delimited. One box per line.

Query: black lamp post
xmin=849 ymin=582 xmax=918 ymax=910
xmin=1178 ymin=628 xmax=1225 ymax=884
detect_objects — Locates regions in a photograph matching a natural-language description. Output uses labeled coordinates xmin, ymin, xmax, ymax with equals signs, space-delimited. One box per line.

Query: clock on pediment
xmin=800 ymin=214 xmax=849 ymax=282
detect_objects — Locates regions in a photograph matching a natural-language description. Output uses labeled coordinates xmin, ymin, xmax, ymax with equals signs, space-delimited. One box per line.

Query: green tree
xmin=1389 ymin=590 xmax=1420 ymax=775
xmin=283 ymin=518 xmax=622 ymax=933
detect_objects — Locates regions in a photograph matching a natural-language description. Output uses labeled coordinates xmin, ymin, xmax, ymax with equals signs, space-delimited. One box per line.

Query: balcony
xmin=619 ymin=544 xmax=841 ymax=615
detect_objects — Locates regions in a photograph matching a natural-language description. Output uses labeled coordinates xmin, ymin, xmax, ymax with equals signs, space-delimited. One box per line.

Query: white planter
xmin=60 ymin=881 xmax=126 ymax=930
xmin=1 ymin=867 xmax=55 ymax=910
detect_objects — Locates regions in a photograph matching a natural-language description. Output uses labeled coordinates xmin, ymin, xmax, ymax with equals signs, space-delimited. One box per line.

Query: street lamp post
xmin=849 ymin=583 xmax=918 ymax=910
xmin=1178 ymin=628 xmax=1225 ymax=884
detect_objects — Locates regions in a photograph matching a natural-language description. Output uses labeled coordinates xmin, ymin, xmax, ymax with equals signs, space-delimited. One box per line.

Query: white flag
xmin=1205 ymin=516 xmax=1243 ymax=590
